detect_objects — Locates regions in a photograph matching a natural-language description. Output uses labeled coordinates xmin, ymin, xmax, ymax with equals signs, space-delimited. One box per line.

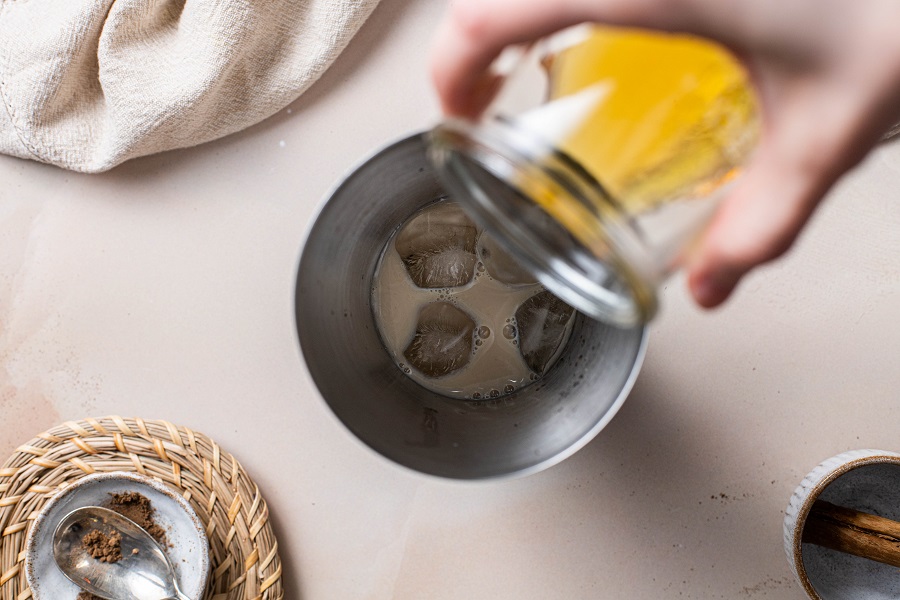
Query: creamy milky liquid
xmin=371 ymin=201 xmax=575 ymax=400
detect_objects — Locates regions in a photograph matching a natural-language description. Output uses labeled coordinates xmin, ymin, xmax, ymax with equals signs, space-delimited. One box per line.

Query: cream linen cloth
xmin=0 ymin=0 xmax=381 ymax=172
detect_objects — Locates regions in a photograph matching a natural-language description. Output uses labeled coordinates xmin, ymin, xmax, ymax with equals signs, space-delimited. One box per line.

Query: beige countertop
xmin=1 ymin=1 xmax=899 ymax=598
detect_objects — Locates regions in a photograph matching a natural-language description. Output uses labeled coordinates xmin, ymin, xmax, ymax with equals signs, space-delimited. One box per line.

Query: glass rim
xmin=428 ymin=118 xmax=658 ymax=327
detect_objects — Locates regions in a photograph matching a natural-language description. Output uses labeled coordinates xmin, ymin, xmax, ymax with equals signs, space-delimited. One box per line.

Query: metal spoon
xmin=52 ymin=506 xmax=189 ymax=600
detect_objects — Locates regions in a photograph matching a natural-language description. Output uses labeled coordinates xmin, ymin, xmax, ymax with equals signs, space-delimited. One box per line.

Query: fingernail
xmin=464 ymin=73 xmax=502 ymax=118
xmin=691 ymin=272 xmax=737 ymax=308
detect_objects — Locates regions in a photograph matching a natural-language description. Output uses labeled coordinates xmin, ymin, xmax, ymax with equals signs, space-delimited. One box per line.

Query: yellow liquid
xmin=431 ymin=27 xmax=760 ymax=322
xmin=547 ymin=26 xmax=758 ymax=210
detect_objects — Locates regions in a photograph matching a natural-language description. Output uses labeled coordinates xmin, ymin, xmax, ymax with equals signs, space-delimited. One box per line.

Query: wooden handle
xmin=802 ymin=499 xmax=900 ymax=568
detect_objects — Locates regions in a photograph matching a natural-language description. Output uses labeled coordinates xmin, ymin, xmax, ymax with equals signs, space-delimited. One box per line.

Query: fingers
xmin=686 ymin=167 xmax=815 ymax=307
xmin=430 ymin=0 xmax=710 ymax=118
xmin=686 ymin=131 xmax=845 ymax=308
xmin=686 ymin=61 xmax=895 ymax=308
xmin=430 ymin=0 xmax=581 ymax=117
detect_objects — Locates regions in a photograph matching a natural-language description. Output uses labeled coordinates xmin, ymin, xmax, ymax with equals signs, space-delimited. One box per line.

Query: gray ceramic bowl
xmin=784 ymin=449 xmax=900 ymax=599
xmin=24 ymin=471 xmax=210 ymax=600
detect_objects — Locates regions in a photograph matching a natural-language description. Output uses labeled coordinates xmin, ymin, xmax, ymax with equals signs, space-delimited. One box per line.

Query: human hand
xmin=430 ymin=0 xmax=900 ymax=308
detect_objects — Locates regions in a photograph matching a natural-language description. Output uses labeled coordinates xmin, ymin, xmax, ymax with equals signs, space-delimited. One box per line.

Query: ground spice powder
xmin=81 ymin=529 xmax=122 ymax=563
xmin=107 ymin=492 xmax=168 ymax=547
xmin=75 ymin=492 xmax=167 ymax=600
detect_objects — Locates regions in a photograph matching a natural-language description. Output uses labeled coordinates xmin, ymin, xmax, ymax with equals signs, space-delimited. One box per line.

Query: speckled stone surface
xmin=1 ymin=0 xmax=900 ymax=597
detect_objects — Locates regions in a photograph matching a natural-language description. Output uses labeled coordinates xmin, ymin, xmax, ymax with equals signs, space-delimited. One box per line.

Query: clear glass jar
xmin=429 ymin=25 xmax=760 ymax=326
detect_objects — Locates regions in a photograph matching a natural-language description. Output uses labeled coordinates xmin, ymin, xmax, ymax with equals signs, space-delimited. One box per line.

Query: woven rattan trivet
xmin=0 ymin=416 xmax=283 ymax=600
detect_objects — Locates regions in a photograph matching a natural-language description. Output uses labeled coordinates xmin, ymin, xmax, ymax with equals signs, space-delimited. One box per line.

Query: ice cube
xmin=404 ymin=302 xmax=476 ymax=377
xmin=394 ymin=202 xmax=478 ymax=288
xmin=478 ymin=233 xmax=537 ymax=285
xmin=515 ymin=291 xmax=575 ymax=374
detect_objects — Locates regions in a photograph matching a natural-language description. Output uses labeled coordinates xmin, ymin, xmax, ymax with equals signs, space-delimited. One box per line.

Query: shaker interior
xmin=295 ymin=133 xmax=646 ymax=479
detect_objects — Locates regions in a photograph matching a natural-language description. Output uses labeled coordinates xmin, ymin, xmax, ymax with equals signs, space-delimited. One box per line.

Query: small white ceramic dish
xmin=24 ymin=471 xmax=210 ymax=600
xmin=784 ymin=449 xmax=900 ymax=600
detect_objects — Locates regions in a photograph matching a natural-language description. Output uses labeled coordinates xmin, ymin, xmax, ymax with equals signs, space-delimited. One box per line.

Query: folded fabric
xmin=0 ymin=0 xmax=381 ymax=173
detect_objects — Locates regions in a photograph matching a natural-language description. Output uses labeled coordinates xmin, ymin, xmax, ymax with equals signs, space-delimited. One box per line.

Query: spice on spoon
xmin=81 ymin=530 xmax=122 ymax=563
xmin=74 ymin=491 xmax=167 ymax=600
